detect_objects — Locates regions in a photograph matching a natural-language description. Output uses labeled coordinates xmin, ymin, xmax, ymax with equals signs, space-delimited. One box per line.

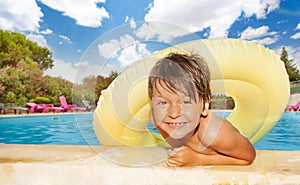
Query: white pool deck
xmin=0 ymin=144 xmax=299 ymax=185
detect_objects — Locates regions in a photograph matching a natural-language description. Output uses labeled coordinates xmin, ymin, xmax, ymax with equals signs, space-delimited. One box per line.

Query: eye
xmin=182 ymin=97 xmax=192 ymax=104
xmin=158 ymin=100 xmax=167 ymax=105
xmin=152 ymin=97 xmax=168 ymax=107
xmin=183 ymin=100 xmax=192 ymax=104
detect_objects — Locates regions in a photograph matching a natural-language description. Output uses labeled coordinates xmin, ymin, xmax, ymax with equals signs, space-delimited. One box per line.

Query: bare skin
xmin=150 ymin=82 xmax=256 ymax=167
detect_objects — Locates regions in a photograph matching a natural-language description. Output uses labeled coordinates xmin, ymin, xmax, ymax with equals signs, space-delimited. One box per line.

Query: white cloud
xmin=252 ymin=37 xmax=278 ymax=45
xmin=39 ymin=29 xmax=53 ymax=34
xmin=44 ymin=59 xmax=76 ymax=82
xmin=44 ymin=59 xmax=101 ymax=83
xmin=296 ymin=23 xmax=300 ymax=30
xmin=143 ymin=0 xmax=280 ymax=38
xmin=73 ymin=60 xmax=123 ymax=81
xmin=240 ymin=26 xmax=278 ymax=40
xmin=135 ymin=23 xmax=158 ymax=41
xmin=98 ymin=39 xmax=120 ymax=59
xmin=125 ymin=16 xmax=136 ymax=29
xmin=240 ymin=26 xmax=279 ymax=45
xmin=0 ymin=0 xmax=43 ymax=32
xmin=277 ymin=20 xmax=288 ymax=24
xmin=117 ymin=43 xmax=150 ymax=67
xmin=291 ymin=32 xmax=300 ymax=40
xmin=40 ymin=0 xmax=109 ymax=27
xmin=0 ymin=0 xmax=52 ymax=49
xmin=291 ymin=23 xmax=300 ymax=39
xmin=241 ymin=0 xmax=280 ymax=19
xmin=135 ymin=22 xmax=191 ymax=42
xmin=98 ymin=34 xmax=151 ymax=68
xmin=98 ymin=34 xmax=137 ymax=59
xmin=59 ymin=35 xmax=73 ymax=44
xmin=26 ymin=33 xmax=49 ymax=48
xmin=74 ymin=61 xmax=102 ymax=82
xmin=119 ymin=34 xmax=137 ymax=47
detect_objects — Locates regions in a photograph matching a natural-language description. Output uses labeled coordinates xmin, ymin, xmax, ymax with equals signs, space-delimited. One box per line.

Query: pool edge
xmin=0 ymin=144 xmax=299 ymax=184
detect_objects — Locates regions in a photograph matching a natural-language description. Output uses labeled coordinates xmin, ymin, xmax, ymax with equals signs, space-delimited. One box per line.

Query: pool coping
xmin=0 ymin=111 xmax=93 ymax=118
xmin=0 ymin=144 xmax=299 ymax=185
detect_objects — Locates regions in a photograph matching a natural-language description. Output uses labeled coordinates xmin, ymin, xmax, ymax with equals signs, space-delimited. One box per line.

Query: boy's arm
xmin=167 ymin=116 xmax=256 ymax=166
xmin=167 ymin=142 xmax=254 ymax=167
xmin=207 ymin=117 xmax=256 ymax=165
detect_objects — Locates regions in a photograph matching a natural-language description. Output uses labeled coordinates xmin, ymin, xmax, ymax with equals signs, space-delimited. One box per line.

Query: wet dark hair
xmin=148 ymin=52 xmax=211 ymax=103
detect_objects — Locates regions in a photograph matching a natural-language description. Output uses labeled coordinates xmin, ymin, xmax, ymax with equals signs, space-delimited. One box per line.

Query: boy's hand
xmin=167 ymin=146 xmax=198 ymax=167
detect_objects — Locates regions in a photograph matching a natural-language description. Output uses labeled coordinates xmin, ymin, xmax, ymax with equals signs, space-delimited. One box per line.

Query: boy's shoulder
xmin=198 ymin=112 xmax=240 ymax=146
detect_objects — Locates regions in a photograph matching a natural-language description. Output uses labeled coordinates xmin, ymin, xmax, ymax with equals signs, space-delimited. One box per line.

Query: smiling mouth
xmin=166 ymin=122 xmax=187 ymax=128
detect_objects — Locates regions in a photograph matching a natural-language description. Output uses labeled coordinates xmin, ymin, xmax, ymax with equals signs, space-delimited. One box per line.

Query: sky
xmin=0 ymin=0 xmax=299 ymax=83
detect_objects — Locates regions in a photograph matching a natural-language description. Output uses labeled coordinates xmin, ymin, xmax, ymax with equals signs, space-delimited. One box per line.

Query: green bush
xmin=6 ymin=91 xmax=16 ymax=103
xmin=16 ymin=96 xmax=28 ymax=106
xmin=34 ymin=96 xmax=51 ymax=104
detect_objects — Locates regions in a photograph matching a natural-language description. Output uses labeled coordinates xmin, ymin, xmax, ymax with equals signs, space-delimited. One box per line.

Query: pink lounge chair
xmin=26 ymin=103 xmax=64 ymax=113
xmin=74 ymin=107 xmax=86 ymax=112
xmin=58 ymin=96 xmax=86 ymax=112
xmin=286 ymin=101 xmax=300 ymax=112
xmin=26 ymin=103 xmax=47 ymax=113
xmin=42 ymin=104 xmax=64 ymax=113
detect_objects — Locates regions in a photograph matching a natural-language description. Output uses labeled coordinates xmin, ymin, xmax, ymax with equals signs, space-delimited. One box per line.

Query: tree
xmin=43 ymin=75 xmax=74 ymax=106
xmin=73 ymin=76 xmax=97 ymax=106
xmin=108 ymin=70 xmax=119 ymax=78
xmin=280 ymin=47 xmax=300 ymax=82
xmin=0 ymin=60 xmax=73 ymax=106
xmin=0 ymin=29 xmax=54 ymax=70
xmin=0 ymin=59 xmax=44 ymax=105
xmin=94 ymin=74 xmax=116 ymax=103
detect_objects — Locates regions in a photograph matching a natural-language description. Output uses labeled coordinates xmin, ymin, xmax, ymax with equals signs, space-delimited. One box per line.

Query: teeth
xmin=169 ymin=123 xmax=185 ymax=127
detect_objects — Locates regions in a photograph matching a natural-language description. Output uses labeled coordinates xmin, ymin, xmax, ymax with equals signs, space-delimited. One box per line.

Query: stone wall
xmin=210 ymin=99 xmax=235 ymax=109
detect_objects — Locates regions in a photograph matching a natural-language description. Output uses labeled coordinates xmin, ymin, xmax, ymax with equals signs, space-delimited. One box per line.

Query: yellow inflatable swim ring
xmin=93 ymin=38 xmax=290 ymax=146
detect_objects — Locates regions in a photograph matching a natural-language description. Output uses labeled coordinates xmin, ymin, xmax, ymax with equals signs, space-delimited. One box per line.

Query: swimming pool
xmin=0 ymin=113 xmax=100 ymax=145
xmin=0 ymin=112 xmax=299 ymax=150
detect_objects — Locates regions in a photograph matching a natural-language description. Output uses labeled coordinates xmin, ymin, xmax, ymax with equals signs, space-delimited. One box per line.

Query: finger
xmin=166 ymin=159 xmax=178 ymax=167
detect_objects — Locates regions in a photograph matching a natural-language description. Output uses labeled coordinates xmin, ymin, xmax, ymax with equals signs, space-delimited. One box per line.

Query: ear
xmin=149 ymin=105 xmax=156 ymax=125
xmin=149 ymin=110 xmax=154 ymax=124
xmin=201 ymin=102 xmax=209 ymax=117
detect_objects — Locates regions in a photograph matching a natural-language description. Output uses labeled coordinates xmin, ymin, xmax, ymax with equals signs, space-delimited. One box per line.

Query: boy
xmin=148 ymin=53 xmax=256 ymax=167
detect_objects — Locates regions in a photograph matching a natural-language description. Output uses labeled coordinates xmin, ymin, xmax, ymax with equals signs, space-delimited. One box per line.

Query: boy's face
xmin=150 ymin=81 xmax=208 ymax=142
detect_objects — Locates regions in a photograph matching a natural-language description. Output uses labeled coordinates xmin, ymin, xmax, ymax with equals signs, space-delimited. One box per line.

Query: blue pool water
xmin=0 ymin=113 xmax=100 ymax=145
xmin=0 ymin=112 xmax=299 ymax=150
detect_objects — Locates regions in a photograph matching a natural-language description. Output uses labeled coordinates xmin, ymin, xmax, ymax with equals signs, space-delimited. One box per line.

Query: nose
xmin=168 ymin=103 xmax=181 ymax=118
